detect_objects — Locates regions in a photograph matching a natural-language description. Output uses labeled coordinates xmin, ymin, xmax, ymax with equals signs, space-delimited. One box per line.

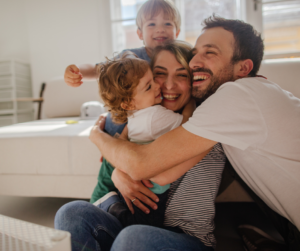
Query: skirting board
xmin=0 ymin=174 xmax=97 ymax=199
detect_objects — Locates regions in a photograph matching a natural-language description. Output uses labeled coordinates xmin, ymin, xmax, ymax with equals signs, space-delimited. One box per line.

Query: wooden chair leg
xmin=37 ymin=83 xmax=46 ymax=120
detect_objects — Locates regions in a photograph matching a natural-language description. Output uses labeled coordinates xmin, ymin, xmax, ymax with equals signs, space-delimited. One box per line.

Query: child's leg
xmin=108 ymin=190 xmax=169 ymax=228
xmin=90 ymin=158 xmax=117 ymax=203
xmin=94 ymin=191 xmax=122 ymax=212
xmin=90 ymin=113 xmax=127 ymax=203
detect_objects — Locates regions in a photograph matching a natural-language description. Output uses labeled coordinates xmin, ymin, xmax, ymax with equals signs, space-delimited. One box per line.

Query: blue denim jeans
xmin=55 ymin=200 xmax=213 ymax=251
xmin=55 ymin=200 xmax=123 ymax=251
xmin=112 ymin=225 xmax=214 ymax=251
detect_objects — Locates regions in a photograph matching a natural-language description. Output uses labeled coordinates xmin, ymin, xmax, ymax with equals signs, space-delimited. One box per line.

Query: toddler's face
xmin=137 ymin=11 xmax=180 ymax=50
xmin=131 ymin=68 xmax=162 ymax=110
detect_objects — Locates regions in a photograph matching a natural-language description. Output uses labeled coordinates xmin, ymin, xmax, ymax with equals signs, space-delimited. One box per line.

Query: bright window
xmin=109 ymin=0 xmax=300 ymax=59
xmin=263 ymin=0 xmax=300 ymax=59
xmin=110 ymin=0 xmax=147 ymax=53
xmin=179 ymin=0 xmax=240 ymax=46
xmin=109 ymin=0 xmax=239 ymax=52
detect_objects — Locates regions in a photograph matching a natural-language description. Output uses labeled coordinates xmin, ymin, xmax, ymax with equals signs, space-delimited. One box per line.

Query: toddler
xmin=95 ymin=52 xmax=194 ymax=228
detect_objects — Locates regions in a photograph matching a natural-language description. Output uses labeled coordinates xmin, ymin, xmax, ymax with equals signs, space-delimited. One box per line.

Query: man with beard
xmin=90 ymin=16 xmax=300 ymax=250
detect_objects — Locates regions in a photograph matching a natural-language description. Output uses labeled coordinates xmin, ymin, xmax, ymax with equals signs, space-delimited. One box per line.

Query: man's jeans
xmin=218 ymin=160 xmax=300 ymax=251
xmin=54 ymin=200 xmax=213 ymax=251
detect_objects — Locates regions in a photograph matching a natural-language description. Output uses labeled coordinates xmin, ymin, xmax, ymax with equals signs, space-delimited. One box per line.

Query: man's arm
xmin=90 ymin=117 xmax=217 ymax=180
xmin=150 ymin=148 xmax=211 ymax=186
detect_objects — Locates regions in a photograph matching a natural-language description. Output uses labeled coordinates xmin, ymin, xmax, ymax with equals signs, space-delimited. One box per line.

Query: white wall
xmin=0 ymin=0 xmax=113 ymax=117
xmin=0 ymin=0 xmax=30 ymax=61
xmin=25 ymin=0 xmax=105 ymax=97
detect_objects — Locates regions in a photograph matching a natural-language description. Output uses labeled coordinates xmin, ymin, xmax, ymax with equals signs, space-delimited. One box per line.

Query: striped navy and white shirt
xmin=164 ymin=143 xmax=226 ymax=248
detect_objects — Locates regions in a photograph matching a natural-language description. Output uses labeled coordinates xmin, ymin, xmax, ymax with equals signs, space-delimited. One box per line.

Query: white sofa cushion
xmin=259 ymin=58 xmax=300 ymax=98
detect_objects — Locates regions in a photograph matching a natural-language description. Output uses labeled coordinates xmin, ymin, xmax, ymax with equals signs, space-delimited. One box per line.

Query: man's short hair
xmin=202 ymin=15 xmax=264 ymax=77
xmin=136 ymin=0 xmax=181 ymax=31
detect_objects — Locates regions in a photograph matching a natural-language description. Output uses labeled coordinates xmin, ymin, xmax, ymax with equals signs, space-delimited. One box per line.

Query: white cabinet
xmin=0 ymin=60 xmax=34 ymax=127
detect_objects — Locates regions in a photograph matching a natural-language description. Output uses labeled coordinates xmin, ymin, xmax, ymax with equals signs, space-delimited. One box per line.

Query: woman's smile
xmin=153 ymin=50 xmax=191 ymax=112
xmin=162 ymin=93 xmax=181 ymax=101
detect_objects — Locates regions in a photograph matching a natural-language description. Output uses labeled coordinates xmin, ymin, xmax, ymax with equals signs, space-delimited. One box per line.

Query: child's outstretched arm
xmin=150 ymin=148 xmax=212 ymax=186
xmin=64 ymin=64 xmax=98 ymax=87
xmin=181 ymin=98 xmax=196 ymax=123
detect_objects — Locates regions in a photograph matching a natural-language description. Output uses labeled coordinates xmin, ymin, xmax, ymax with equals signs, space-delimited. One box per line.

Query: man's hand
xmin=64 ymin=64 xmax=83 ymax=87
xmin=111 ymin=169 xmax=159 ymax=214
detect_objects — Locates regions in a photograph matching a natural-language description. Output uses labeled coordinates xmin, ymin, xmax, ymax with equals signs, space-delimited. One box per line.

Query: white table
xmin=0 ymin=118 xmax=101 ymax=198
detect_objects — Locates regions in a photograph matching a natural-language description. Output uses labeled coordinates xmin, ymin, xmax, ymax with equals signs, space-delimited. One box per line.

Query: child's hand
xmin=64 ymin=64 xmax=83 ymax=87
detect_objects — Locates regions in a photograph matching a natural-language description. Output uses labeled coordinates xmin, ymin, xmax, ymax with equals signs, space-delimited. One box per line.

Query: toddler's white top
xmin=128 ymin=105 xmax=183 ymax=143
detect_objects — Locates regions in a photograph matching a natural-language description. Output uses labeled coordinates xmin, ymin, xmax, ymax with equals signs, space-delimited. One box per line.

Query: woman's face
xmin=152 ymin=50 xmax=191 ymax=112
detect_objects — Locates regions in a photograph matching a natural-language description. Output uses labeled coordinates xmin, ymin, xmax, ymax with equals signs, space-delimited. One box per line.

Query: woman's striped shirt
xmin=164 ymin=143 xmax=226 ymax=248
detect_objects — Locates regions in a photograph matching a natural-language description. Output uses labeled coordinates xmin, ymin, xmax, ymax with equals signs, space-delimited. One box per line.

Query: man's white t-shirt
xmin=128 ymin=105 xmax=183 ymax=143
xmin=183 ymin=77 xmax=300 ymax=230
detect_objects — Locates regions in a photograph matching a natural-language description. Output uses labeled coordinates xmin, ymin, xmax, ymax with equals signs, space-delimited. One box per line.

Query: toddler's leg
xmin=93 ymin=191 xmax=121 ymax=211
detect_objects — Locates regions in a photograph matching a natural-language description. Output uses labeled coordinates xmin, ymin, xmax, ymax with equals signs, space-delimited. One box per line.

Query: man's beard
xmin=192 ymin=64 xmax=235 ymax=103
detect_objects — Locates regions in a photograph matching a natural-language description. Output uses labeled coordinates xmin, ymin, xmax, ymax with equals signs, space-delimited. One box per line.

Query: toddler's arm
xmin=181 ymin=98 xmax=196 ymax=123
xmin=64 ymin=64 xmax=98 ymax=87
xmin=150 ymin=148 xmax=212 ymax=186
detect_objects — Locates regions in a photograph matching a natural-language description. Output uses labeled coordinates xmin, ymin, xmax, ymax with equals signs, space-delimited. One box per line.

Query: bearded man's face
xmin=189 ymin=27 xmax=238 ymax=101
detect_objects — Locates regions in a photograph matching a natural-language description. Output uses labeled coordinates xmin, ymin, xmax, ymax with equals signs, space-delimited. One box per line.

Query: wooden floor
xmin=0 ymin=196 xmax=283 ymax=251
xmin=0 ymin=195 xmax=86 ymax=228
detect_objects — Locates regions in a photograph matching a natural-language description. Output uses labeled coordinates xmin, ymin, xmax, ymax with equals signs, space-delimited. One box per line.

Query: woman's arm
xmin=150 ymin=148 xmax=211 ymax=186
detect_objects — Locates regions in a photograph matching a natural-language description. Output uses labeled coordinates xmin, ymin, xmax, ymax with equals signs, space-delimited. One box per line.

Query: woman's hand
xmin=89 ymin=113 xmax=107 ymax=145
xmin=119 ymin=125 xmax=128 ymax=141
xmin=111 ymin=169 xmax=159 ymax=214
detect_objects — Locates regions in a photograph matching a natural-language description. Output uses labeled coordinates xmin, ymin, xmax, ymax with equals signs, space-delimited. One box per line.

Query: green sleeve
xmin=90 ymin=158 xmax=117 ymax=203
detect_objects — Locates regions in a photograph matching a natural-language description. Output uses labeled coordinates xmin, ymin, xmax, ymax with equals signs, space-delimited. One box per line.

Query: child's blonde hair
xmin=136 ymin=0 xmax=181 ymax=31
xmin=98 ymin=53 xmax=149 ymax=124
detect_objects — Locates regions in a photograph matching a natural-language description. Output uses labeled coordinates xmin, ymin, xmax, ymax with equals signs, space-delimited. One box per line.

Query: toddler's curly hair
xmin=98 ymin=52 xmax=149 ymax=124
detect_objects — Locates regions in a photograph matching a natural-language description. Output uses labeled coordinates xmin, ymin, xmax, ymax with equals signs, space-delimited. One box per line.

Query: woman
xmin=55 ymin=41 xmax=225 ymax=251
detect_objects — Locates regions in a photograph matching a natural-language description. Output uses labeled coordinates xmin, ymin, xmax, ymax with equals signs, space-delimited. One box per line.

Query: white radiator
xmin=0 ymin=214 xmax=71 ymax=251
